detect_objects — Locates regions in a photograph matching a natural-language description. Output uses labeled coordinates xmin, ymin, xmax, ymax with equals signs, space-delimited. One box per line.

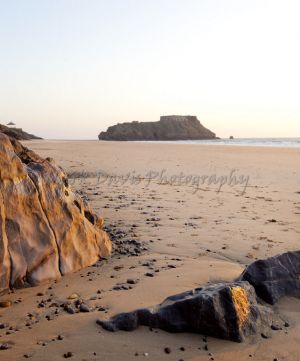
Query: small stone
xmin=127 ymin=278 xmax=138 ymax=285
xmin=68 ymin=293 xmax=79 ymax=300
xmin=0 ymin=343 xmax=11 ymax=350
xmin=63 ymin=352 xmax=74 ymax=358
xmin=79 ymin=304 xmax=90 ymax=313
xmin=261 ymin=333 xmax=269 ymax=339
xmin=57 ymin=335 xmax=64 ymax=341
xmin=65 ymin=306 xmax=76 ymax=314
xmin=271 ymin=324 xmax=281 ymax=331
xmin=164 ymin=347 xmax=171 ymax=354
xmin=145 ymin=272 xmax=154 ymax=277
xmin=0 ymin=301 xmax=12 ymax=308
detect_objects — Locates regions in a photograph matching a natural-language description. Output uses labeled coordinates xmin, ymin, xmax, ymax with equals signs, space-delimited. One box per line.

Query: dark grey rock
xmin=97 ymin=282 xmax=275 ymax=342
xmin=79 ymin=304 xmax=90 ymax=313
xmin=64 ymin=306 xmax=76 ymax=314
xmin=127 ymin=278 xmax=139 ymax=285
xmin=239 ymin=251 xmax=300 ymax=304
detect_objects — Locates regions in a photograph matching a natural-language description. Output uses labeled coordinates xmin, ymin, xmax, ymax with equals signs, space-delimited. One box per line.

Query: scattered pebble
xmin=68 ymin=294 xmax=79 ymax=300
xmin=127 ymin=278 xmax=139 ymax=285
xmin=145 ymin=272 xmax=154 ymax=277
xmin=63 ymin=351 xmax=74 ymax=358
xmin=79 ymin=304 xmax=90 ymax=313
xmin=0 ymin=301 xmax=12 ymax=308
xmin=164 ymin=347 xmax=171 ymax=354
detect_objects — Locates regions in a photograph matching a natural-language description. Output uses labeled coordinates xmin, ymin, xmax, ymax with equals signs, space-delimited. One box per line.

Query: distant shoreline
xmin=24 ymin=137 xmax=300 ymax=148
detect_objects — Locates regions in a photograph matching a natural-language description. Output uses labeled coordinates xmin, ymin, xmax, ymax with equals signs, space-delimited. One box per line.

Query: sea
xmin=142 ymin=138 xmax=300 ymax=148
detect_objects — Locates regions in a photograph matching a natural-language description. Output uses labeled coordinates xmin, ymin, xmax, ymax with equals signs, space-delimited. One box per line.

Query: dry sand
xmin=0 ymin=140 xmax=299 ymax=361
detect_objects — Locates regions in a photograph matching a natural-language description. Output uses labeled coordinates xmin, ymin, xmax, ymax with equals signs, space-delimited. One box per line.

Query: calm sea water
xmin=141 ymin=138 xmax=300 ymax=148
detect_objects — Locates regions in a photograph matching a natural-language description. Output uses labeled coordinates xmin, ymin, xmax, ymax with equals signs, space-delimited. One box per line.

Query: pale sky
xmin=0 ymin=0 xmax=299 ymax=139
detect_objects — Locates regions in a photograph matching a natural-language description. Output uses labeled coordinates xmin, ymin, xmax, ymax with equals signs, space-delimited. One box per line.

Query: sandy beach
xmin=0 ymin=140 xmax=299 ymax=361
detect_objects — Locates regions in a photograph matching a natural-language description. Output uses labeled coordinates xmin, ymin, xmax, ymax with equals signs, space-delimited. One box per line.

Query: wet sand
xmin=0 ymin=140 xmax=299 ymax=361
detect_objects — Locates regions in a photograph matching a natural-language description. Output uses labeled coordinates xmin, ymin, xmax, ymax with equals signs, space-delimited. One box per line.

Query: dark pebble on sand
xmin=164 ymin=347 xmax=171 ymax=354
xmin=65 ymin=306 xmax=76 ymax=314
xmin=79 ymin=304 xmax=90 ymax=313
xmin=127 ymin=278 xmax=139 ymax=285
xmin=63 ymin=352 xmax=74 ymax=358
xmin=145 ymin=272 xmax=154 ymax=277
xmin=261 ymin=333 xmax=269 ymax=339
xmin=271 ymin=324 xmax=281 ymax=331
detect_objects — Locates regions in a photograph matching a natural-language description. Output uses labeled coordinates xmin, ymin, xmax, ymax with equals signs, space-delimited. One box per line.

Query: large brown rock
xmin=0 ymin=133 xmax=111 ymax=293
xmin=98 ymin=115 xmax=217 ymax=141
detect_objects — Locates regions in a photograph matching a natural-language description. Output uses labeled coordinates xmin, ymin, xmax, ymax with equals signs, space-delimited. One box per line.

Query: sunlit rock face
xmin=98 ymin=115 xmax=217 ymax=141
xmin=0 ymin=133 xmax=111 ymax=293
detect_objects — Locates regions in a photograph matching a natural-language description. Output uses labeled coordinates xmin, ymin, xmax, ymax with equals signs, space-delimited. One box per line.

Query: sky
xmin=0 ymin=0 xmax=300 ymax=139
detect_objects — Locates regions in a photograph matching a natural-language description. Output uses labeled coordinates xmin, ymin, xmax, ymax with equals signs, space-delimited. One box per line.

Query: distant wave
xmin=139 ymin=138 xmax=300 ymax=148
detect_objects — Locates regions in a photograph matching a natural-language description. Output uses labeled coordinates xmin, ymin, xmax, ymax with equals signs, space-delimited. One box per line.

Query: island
xmin=98 ymin=115 xmax=217 ymax=141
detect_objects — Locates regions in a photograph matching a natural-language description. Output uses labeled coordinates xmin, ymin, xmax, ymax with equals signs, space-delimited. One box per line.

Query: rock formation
xmin=239 ymin=250 xmax=300 ymax=304
xmin=98 ymin=115 xmax=217 ymax=141
xmin=98 ymin=251 xmax=299 ymax=342
xmin=97 ymin=282 xmax=275 ymax=342
xmin=0 ymin=124 xmax=42 ymax=140
xmin=0 ymin=133 xmax=111 ymax=294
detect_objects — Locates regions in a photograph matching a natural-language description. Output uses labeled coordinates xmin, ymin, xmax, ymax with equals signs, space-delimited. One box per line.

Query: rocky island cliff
xmin=98 ymin=115 xmax=217 ymax=141
xmin=0 ymin=124 xmax=42 ymax=140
